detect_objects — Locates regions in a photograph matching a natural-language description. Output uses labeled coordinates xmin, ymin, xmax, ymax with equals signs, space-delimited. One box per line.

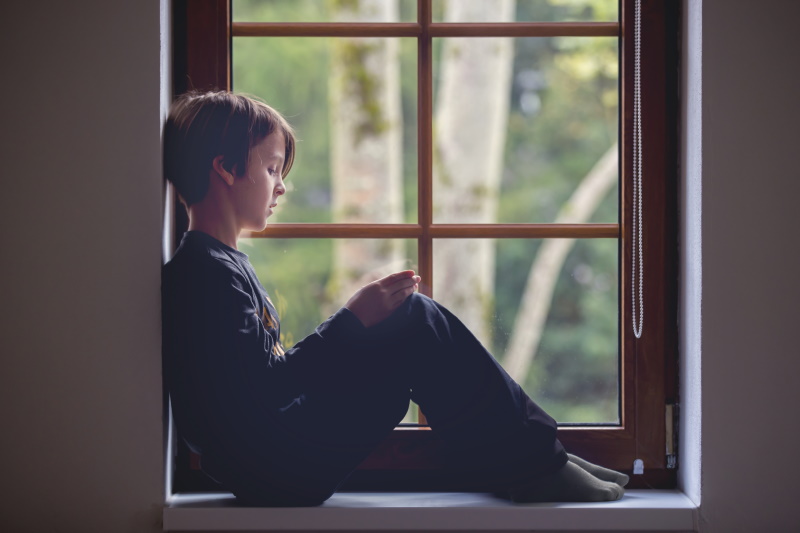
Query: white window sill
xmin=164 ymin=490 xmax=698 ymax=531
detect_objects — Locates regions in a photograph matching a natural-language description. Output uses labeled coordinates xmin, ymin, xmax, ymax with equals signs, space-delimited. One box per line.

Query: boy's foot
xmin=508 ymin=461 xmax=624 ymax=503
xmin=568 ymin=453 xmax=630 ymax=487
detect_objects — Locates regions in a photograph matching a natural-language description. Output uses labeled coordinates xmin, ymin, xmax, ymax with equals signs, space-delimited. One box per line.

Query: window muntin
xmin=434 ymin=238 xmax=619 ymax=424
xmin=431 ymin=35 xmax=619 ymax=224
xmin=233 ymin=0 xmax=621 ymax=425
xmin=232 ymin=35 xmax=419 ymax=224
xmin=239 ymin=237 xmax=418 ymax=349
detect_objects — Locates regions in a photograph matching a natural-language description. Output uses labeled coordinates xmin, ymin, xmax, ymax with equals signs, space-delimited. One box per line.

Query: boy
xmin=162 ymin=90 xmax=628 ymax=506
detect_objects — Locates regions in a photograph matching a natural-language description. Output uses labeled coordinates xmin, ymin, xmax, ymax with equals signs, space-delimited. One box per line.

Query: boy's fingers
xmin=387 ymin=276 xmax=420 ymax=295
xmin=380 ymin=270 xmax=416 ymax=285
xmin=391 ymin=285 xmax=417 ymax=306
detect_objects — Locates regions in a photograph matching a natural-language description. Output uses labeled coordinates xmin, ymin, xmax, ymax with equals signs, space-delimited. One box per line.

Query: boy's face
xmin=232 ymin=131 xmax=286 ymax=232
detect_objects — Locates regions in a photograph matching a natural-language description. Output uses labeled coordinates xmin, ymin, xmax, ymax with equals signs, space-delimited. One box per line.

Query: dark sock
xmin=568 ymin=453 xmax=630 ymax=487
xmin=508 ymin=461 xmax=624 ymax=503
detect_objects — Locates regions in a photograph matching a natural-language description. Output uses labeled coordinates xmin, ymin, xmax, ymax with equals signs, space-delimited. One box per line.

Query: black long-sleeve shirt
xmin=162 ymin=231 xmax=360 ymax=461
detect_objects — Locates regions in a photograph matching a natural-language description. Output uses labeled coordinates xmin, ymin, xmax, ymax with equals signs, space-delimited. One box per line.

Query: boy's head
xmin=164 ymin=91 xmax=296 ymax=206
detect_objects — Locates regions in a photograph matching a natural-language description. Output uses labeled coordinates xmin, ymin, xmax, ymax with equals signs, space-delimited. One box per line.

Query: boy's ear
xmin=212 ymin=155 xmax=236 ymax=186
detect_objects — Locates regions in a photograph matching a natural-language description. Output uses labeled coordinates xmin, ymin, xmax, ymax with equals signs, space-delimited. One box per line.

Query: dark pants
xmin=202 ymin=293 xmax=567 ymax=506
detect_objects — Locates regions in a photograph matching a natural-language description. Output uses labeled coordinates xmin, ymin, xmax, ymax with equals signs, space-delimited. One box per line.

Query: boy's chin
xmin=242 ymin=221 xmax=269 ymax=235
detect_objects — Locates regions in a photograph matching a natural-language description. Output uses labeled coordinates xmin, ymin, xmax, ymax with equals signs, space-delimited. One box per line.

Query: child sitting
xmin=162 ymin=90 xmax=628 ymax=506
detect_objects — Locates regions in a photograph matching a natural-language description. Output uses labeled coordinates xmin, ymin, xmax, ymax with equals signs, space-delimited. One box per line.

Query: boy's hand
xmin=345 ymin=270 xmax=421 ymax=328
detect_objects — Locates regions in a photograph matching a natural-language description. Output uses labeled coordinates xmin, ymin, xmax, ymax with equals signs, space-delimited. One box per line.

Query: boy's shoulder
xmin=164 ymin=231 xmax=248 ymax=283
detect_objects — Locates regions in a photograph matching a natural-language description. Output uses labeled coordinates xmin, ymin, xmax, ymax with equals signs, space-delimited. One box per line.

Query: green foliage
xmin=239 ymin=237 xmax=334 ymax=348
xmin=534 ymin=0 xmax=618 ymax=22
xmin=329 ymin=0 xmax=361 ymax=12
xmin=232 ymin=0 xmax=620 ymax=424
xmin=491 ymin=1 xmax=619 ymax=422
xmin=524 ymin=239 xmax=619 ymax=423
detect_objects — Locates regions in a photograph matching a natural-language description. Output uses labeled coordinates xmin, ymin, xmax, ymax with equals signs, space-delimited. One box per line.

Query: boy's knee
xmin=405 ymin=292 xmax=438 ymax=314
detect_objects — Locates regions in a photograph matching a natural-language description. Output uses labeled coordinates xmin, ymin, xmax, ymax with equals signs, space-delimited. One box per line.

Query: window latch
xmin=666 ymin=403 xmax=677 ymax=469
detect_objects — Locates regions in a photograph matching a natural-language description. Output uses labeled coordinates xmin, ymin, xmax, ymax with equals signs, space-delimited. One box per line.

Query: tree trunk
xmin=433 ymin=0 xmax=516 ymax=346
xmin=328 ymin=0 xmax=404 ymax=307
xmin=503 ymin=144 xmax=618 ymax=382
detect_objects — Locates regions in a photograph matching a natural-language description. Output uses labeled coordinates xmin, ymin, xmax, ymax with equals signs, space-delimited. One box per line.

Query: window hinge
xmin=666 ymin=403 xmax=677 ymax=469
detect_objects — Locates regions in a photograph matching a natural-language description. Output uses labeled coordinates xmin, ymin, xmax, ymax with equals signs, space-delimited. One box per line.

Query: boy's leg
xmin=366 ymin=294 xmax=624 ymax=501
xmin=225 ymin=326 xmax=413 ymax=506
xmin=365 ymin=293 xmax=568 ymax=491
xmin=241 ymin=293 xmax=623 ymax=503
xmin=209 ymin=365 xmax=410 ymax=506
xmin=197 ymin=309 xmax=412 ymax=506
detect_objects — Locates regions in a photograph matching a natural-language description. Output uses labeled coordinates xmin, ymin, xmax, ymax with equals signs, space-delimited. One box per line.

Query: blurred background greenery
xmin=232 ymin=0 xmax=619 ymax=424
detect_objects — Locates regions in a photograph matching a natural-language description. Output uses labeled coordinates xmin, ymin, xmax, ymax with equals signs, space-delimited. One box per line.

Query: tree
xmin=503 ymin=143 xmax=618 ymax=382
xmin=432 ymin=0 xmax=516 ymax=345
xmin=327 ymin=0 xmax=405 ymax=309
xmin=231 ymin=0 xmax=621 ymax=421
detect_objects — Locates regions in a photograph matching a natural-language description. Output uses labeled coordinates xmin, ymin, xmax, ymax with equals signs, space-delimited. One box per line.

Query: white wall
xmin=1 ymin=0 xmax=799 ymax=532
xmin=0 ymin=1 xmax=165 ymax=532
xmin=678 ymin=0 xmax=703 ymax=509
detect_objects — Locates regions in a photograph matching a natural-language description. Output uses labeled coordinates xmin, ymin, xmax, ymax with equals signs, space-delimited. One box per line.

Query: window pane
xmin=233 ymin=0 xmax=417 ymax=23
xmin=240 ymin=236 xmax=419 ymax=422
xmin=431 ymin=36 xmax=618 ymax=224
xmin=432 ymin=0 xmax=617 ymax=22
xmin=433 ymin=238 xmax=619 ymax=424
xmin=233 ymin=37 xmax=418 ymax=223
xmin=240 ymin=237 xmax=418 ymax=348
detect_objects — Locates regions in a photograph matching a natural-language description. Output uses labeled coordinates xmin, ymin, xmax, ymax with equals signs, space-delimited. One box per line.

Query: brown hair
xmin=164 ymin=91 xmax=296 ymax=206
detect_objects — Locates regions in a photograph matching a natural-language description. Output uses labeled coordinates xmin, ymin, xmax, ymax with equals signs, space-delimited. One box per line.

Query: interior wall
xmin=695 ymin=0 xmax=800 ymax=531
xmin=678 ymin=0 xmax=702 ymax=508
xmin=0 ymin=1 xmax=165 ymax=532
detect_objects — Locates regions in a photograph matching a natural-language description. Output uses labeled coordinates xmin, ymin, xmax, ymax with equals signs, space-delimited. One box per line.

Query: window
xmin=169 ymin=0 xmax=678 ymax=491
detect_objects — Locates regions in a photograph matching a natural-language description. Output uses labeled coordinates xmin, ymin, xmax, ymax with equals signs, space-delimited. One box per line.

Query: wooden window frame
xmin=169 ymin=0 xmax=679 ymax=492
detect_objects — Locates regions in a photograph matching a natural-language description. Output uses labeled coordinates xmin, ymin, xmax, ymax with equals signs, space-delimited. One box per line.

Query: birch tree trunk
xmin=433 ymin=0 xmax=515 ymax=345
xmin=503 ymin=144 xmax=618 ymax=382
xmin=328 ymin=0 xmax=404 ymax=307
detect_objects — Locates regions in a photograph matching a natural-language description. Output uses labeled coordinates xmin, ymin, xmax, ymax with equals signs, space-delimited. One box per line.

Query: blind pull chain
xmin=632 ymin=0 xmax=644 ymax=339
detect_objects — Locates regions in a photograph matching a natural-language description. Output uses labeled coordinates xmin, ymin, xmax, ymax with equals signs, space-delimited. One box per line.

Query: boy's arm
xmin=344 ymin=270 xmax=421 ymax=328
xmin=185 ymin=260 xmax=296 ymax=409
xmin=277 ymin=271 xmax=420 ymax=379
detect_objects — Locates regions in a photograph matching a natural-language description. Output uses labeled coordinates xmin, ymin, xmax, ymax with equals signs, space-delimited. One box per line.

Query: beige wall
xmin=692 ymin=0 xmax=800 ymax=530
xmin=0 ymin=1 xmax=165 ymax=531
xmin=0 ymin=0 xmax=799 ymax=532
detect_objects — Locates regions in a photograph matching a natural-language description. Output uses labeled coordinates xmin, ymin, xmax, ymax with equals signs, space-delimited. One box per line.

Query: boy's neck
xmin=187 ymin=203 xmax=240 ymax=250
xmin=187 ymin=221 xmax=239 ymax=250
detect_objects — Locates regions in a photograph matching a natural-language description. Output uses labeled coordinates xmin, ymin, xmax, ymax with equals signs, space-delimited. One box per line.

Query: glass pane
xmin=432 ymin=0 xmax=617 ymax=22
xmin=233 ymin=0 xmax=417 ymax=23
xmin=432 ymin=36 xmax=618 ymax=224
xmin=233 ymin=37 xmax=418 ymax=223
xmin=433 ymin=238 xmax=619 ymax=424
xmin=239 ymin=236 xmax=419 ymax=422
xmin=240 ymin=237 xmax=418 ymax=347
